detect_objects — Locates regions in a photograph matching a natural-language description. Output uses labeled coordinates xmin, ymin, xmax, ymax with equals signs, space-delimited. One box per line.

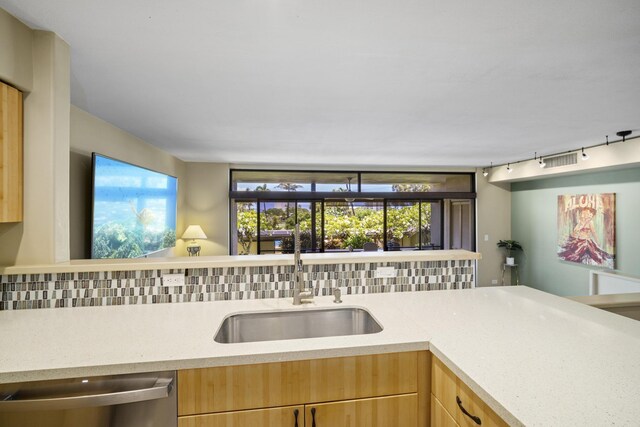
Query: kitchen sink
xmin=214 ymin=307 xmax=383 ymax=343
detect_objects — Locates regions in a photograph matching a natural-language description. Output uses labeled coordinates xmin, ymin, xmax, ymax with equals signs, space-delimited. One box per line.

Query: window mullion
xmin=383 ymin=200 xmax=388 ymax=251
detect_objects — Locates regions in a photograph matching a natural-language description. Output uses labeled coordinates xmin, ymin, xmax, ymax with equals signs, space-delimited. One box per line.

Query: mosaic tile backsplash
xmin=0 ymin=260 xmax=475 ymax=310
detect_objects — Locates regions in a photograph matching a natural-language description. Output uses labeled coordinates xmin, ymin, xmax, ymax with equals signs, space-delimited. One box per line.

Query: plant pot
xmin=506 ymin=257 xmax=515 ymax=265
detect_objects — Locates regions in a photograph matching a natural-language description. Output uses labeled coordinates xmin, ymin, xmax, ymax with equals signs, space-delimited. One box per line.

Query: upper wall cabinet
xmin=0 ymin=81 xmax=23 ymax=223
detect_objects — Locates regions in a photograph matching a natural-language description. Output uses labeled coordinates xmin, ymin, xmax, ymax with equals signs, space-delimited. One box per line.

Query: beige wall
xmin=0 ymin=11 xmax=32 ymax=266
xmin=69 ymin=106 xmax=189 ymax=258
xmin=0 ymin=8 xmax=32 ymax=91
xmin=69 ymin=109 xmax=231 ymax=258
xmin=29 ymin=32 xmax=71 ymax=264
xmin=183 ymin=163 xmax=230 ymax=256
xmin=0 ymin=13 xmax=71 ymax=266
xmin=475 ymin=170 xmax=512 ymax=286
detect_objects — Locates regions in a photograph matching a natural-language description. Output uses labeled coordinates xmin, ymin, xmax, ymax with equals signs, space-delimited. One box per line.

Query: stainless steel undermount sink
xmin=214 ymin=307 xmax=383 ymax=344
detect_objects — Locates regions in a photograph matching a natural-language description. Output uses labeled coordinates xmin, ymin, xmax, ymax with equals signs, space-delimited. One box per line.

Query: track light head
xmin=539 ymin=157 xmax=546 ymax=168
xmin=506 ymin=163 xmax=513 ymax=173
xmin=616 ymin=130 xmax=632 ymax=142
xmin=483 ymin=162 xmax=493 ymax=177
xmin=581 ymin=147 xmax=589 ymax=161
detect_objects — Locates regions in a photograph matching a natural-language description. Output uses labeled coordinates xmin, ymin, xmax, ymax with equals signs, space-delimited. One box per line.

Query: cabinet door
xmin=0 ymin=81 xmax=23 ymax=223
xmin=178 ymin=405 xmax=304 ymax=427
xmin=304 ymin=394 xmax=417 ymax=427
xmin=431 ymin=394 xmax=459 ymax=427
xmin=432 ymin=356 xmax=508 ymax=427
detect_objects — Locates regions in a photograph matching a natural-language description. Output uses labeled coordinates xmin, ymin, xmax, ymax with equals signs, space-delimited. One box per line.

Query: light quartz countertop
xmin=566 ymin=292 xmax=640 ymax=308
xmin=1 ymin=286 xmax=639 ymax=426
xmin=0 ymin=249 xmax=480 ymax=274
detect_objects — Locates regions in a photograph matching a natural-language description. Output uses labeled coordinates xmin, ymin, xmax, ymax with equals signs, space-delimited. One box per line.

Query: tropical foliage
xmin=93 ymin=223 xmax=175 ymax=258
xmin=236 ymin=202 xmax=258 ymax=255
xmin=236 ymin=196 xmax=432 ymax=254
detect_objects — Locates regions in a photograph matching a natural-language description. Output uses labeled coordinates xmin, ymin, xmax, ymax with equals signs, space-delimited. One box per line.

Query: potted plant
xmin=497 ymin=240 xmax=523 ymax=265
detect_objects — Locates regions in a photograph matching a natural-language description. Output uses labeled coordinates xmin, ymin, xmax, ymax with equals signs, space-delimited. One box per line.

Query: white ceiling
xmin=2 ymin=0 xmax=639 ymax=166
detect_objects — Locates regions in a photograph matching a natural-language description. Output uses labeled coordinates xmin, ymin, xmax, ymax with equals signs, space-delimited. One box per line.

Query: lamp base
xmin=186 ymin=242 xmax=201 ymax=256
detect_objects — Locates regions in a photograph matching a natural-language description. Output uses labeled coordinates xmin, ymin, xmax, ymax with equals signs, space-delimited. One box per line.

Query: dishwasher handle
xmin=0 ymin=376 xmax=174 ymax=412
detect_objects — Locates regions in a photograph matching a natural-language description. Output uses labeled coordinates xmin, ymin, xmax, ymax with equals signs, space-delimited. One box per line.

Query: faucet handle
xmin=333 ymin=287 xmax=342 ymax=304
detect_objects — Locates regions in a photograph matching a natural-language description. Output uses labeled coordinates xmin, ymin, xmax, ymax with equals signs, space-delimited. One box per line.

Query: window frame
xmin=229 ymin=169 xmax=476 ymax=255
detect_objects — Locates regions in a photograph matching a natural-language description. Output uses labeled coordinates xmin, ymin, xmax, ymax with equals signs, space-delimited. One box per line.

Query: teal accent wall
xmin=511 ymin=167 xmax=640 ymax=296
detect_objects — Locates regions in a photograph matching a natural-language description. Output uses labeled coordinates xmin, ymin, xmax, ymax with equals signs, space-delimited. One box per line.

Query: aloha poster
xmin=557 ymin=193 xmax=615 ymax=269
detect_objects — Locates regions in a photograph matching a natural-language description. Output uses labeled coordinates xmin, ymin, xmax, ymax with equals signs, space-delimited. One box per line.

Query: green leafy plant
xmin=237 ymin=201 xmax=434 ymax=253
xmin=497 ymin=239 xmax=523 ymax=257
xmin=236 ymin=203 xmax=258 ymax=254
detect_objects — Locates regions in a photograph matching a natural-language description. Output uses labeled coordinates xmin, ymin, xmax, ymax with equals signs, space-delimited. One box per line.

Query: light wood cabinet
xmin=0 ymin=81 xmax=23 ymax=223
xmin=431 ymin=394 xmax=459 ymax=427
xmin=178 ymin=351 xmax=418 ymax=415
xmin=178 ymin=356 xmax=309 ymax=415
xmin=178 ymin=351 xmax=428 ymax=427
xmin=178 ymin=405 xmax=303 ymax=427
xmin=178 ymin=350 xmax=511 ymax=427
xmin=431 ymin=355 xmax=508 ymax=427
xmin=305 ymin=394 xmax=417 ymax=427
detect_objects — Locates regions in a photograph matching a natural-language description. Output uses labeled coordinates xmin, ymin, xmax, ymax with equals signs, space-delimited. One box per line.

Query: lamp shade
xmin=181 ymin=225 xmax=207 ymax=240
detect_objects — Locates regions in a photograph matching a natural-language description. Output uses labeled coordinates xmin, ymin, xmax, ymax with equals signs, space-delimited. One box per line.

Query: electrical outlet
xmin=484 ymin=234 xmax=489 ymax=241
xmin=491 ymin=279 xmax=498 ymax=285
xmin=375 ymin=266 xmax=396 ymax=278
xmin=163 ymin=273 xmax=185 ymax=286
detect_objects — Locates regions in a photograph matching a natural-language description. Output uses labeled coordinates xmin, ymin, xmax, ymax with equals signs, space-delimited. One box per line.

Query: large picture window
xmin=230 ymin=170 xmax=475 ymax=255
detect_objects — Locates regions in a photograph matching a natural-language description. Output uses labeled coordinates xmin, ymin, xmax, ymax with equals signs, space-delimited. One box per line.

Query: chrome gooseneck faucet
xmin=292 ymin=223 xmax=314 ymax=305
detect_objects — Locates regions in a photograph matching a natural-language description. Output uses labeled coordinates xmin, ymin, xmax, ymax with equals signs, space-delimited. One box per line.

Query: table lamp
xmin=181 ymin=225 xmax=207 ymax=256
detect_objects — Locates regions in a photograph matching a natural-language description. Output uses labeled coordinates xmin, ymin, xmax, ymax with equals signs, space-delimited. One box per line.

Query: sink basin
xmin=214 ymin=307 xmax=383 ymax=344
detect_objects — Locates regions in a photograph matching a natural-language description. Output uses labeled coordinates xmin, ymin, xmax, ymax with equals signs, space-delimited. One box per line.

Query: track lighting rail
xmin=482 ymin=132 xmax=636 ymax=173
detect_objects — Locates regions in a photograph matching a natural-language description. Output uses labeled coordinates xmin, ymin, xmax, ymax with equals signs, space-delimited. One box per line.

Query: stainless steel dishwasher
xmin=0 ymin=371 xmax=176 ymax=427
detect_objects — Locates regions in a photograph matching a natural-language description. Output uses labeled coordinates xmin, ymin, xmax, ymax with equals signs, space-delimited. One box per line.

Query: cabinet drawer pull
xmin=311 ymin=407 xmax=317 ymax=427
xmin=294 ymin=408 xmax=299 ymax=427
xmin=456 ymin=396 xmax=482 ymax=425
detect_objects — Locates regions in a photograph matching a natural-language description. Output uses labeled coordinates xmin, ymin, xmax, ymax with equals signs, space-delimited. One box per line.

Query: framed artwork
xmin=557 ymin=193 xmax=615 ymax=269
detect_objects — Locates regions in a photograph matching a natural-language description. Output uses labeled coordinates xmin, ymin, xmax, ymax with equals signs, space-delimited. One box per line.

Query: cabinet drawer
xmin=431 ymin=394 xmax=459 ymax=427
xmin=178 ymin=405 xmax=303 ymax=427
xmin=432 ymin=356 xmax=508 ymax=427
xmin=305 ymin=394 xmax=417 ymax=427
xmin=178 ymin=352 xmax=418 ymax=415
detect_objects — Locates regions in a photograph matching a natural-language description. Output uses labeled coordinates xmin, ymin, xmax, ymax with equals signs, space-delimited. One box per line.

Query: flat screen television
xmin=91 ymin=153 xmax=178 ymax=259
